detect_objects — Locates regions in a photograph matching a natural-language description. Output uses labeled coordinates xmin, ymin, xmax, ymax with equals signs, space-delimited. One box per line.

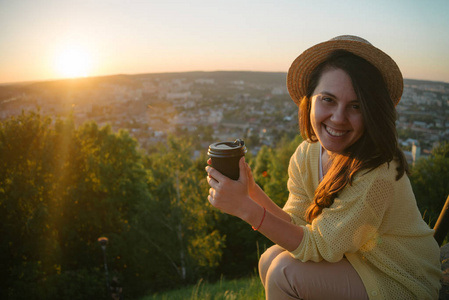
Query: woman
xmin=205 ymin=35 xmax=441 ymax=299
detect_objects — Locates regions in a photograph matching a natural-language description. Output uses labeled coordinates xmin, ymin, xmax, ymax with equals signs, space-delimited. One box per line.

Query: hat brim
xmin=287 ymin=38 xmax=403 ymax=106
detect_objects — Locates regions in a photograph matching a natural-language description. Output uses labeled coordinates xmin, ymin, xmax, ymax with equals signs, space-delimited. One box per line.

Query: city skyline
xmin=1 ymin=0 xmax=449 ymax=85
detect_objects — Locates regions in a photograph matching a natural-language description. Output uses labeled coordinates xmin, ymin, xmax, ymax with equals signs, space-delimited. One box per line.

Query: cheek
xmin=351 ymin=115 xmax=365 ymax=135
xmin=309 ymin=104 xmax=319 ymax=131
xmin=310 ymin=102 xmax=326 ymax=127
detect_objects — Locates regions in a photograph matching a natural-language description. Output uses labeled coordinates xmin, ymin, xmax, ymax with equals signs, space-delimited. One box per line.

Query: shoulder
xmin=290 ymin=141 xmax=319 ymax=173
xmin=354 ymin=159 xmax=400 ymax=185
xmin=346 ymin=160 xmax=408 ymax=206
xmin=289 ymin=140 xmax=320 ymax=184
xmin=291 ymin=140 xmax=320 ymax=163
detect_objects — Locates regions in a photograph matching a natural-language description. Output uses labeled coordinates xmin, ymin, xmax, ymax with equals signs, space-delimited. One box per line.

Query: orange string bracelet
xmin=252 ymin=207 xmax=266 ymax=231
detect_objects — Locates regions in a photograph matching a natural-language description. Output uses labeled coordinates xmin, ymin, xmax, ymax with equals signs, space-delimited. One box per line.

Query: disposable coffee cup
xmin=208 ymin=139 xmax=247 ymax=180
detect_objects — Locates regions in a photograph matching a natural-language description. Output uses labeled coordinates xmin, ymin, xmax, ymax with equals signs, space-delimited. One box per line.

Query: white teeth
xmin=325 ymin=125 xmax=347 ymax=137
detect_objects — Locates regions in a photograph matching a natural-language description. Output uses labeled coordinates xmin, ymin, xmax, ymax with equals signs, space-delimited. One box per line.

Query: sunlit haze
xmin=53 ymin=45 xmax=93 ymax=78
xmin=1 ymin=0 xmax=448 ymax=84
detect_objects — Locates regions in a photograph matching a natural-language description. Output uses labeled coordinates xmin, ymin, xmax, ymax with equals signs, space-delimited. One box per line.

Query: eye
xmin=348 ymin=103 xmax=362 ymax=114
xmin=321 ymin=97 xmax=334 ymax=103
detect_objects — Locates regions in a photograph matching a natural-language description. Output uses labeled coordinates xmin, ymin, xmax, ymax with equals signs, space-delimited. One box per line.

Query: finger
xmin=207 ymin=174 xmax=217 ymax=186
xmin=206 ymin=166 xmax=227 ymax=183
xmin=207 ymin=194 xmax=216 ymax=206
xmin=207 ymin=173 xmax=222 ymax=190
xmin=245 ymin=162 xmax=254 ymax=180
xmin=207 ymin=158 xmax=212 ymax=165
xmin=238 ymin=157 xmax=247 ymax=183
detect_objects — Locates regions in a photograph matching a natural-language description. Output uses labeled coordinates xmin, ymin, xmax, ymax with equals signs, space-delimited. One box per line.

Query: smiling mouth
xmin=324 ymin=124 xmax=348 ymax=137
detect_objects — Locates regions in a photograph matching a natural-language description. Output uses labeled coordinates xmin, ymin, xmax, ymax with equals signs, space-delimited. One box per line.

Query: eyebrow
xmin=319 ymin=91 xmax=359 ymax=103
xmin=320 ymin=91 xmax=337 ymax=98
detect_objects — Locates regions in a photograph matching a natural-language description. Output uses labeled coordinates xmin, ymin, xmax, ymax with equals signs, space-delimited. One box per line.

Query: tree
xmin=55 ymin=121 xmax=152 ymax=298
xmin=0 ymin=110 xmax=305 ymax=299
xmin=0 ymin=111 xmax=64 ymax=299
xmin=141 ymin=136 xmax=225 ymax=290
xmin=252 ymin=145 xmax=271 ymax=190
xmin=253 ymin=135 xmax=303 ymax=206
xmin=411 ymin=141 xmax=449 ymax=226
xmin=0 ymin=111 xmax=152 ymax=299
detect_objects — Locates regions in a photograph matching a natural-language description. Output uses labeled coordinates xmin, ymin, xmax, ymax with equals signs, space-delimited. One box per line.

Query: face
xmin=310 ymin=68 xmax=365 ymax=155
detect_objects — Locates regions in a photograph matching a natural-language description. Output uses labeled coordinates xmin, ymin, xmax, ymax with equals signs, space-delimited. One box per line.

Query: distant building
xmin=142 ymin=81 xmax=158 ymax=93
xmin=166 ymin=92 xmax=191 ymax=101
xmin=208 ymin=111 xmax=223 ymax=124
xmin=271 ymin=86 xmax=287 ymax=95
xmin=412 ymin=143 xmax=421 ymax=166
xmin=195 ymin=78 xmax=215 ymax=84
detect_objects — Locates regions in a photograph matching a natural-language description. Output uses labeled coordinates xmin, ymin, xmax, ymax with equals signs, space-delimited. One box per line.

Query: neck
xmin=321 ymin=147 xmax=332 ymax=176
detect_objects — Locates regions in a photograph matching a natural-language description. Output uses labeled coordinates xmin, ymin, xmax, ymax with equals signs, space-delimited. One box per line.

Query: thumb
xmin=238 ymin=157 xmax=247 ymax=182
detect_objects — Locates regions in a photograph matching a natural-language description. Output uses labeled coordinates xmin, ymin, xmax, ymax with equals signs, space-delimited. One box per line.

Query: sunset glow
xmin=0 ymin=1 xmax=448 ymax=84
xmin=54 ymin=46 xmax=92 ymax=79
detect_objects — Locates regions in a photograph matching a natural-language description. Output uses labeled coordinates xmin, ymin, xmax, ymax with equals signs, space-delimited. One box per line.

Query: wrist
xmin=239 ymin=199 xmax=265 ymax=229
xmin=252 ymin=206 xmax=266 ymax=231
xmin=248 ymin=183 xmax=261 ymax=199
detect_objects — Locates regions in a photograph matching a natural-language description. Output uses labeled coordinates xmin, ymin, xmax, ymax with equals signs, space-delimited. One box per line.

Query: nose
xmin=330 ymin=106 xmax=347 ymax=124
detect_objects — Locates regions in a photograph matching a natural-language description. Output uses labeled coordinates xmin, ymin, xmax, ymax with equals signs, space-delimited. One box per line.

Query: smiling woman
xmin=53 ymin=45 xmax=93 ymax=79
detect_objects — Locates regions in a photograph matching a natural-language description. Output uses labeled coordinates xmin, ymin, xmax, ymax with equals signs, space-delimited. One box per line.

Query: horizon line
xmin=1 ymin=70 xmax=448 ymax=86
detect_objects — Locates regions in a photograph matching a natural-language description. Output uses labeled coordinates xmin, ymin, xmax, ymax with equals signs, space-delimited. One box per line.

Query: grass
xmin=141 ymin=275 xmax=265 ymax=300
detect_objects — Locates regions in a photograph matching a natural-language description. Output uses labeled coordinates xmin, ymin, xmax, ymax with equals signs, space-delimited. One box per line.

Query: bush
xmin=6 ymin=268 xmax=107 ymax=300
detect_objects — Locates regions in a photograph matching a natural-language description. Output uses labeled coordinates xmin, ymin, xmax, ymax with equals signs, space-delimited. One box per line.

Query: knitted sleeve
xmin=283 ymin=142 xmax=316 ymax=227
xmin=290 ymin=164 xmax=391 ymax=263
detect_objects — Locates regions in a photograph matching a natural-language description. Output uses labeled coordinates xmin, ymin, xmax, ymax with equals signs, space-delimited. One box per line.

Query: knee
xmin=258 ymin=245 xmax=285 ymax=286
xmin=266 ymin=250 xmax=294 ymax=281
xmin=264 ymin=251 xmax=303 ymax=299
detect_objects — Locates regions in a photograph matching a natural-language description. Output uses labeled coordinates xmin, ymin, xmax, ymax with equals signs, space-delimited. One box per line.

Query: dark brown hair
xmin=299 ymin=50 xmax=409 ymax=222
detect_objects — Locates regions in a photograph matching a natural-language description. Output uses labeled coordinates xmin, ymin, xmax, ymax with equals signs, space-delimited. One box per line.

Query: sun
xmin=54 ymin=46 xmax=92 ymax=79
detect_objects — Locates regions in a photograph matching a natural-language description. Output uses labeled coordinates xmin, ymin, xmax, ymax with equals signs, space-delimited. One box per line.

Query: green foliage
xmin=142 ymin=276 xmax=264 ymax=300
xmin=0 ymin=111 xmax=226 ymax=299
xmin=253 ymin=135 xmax=303 ymax=206
xmin=0 ymin=111 xmax=63 ymax=299
xmin=139 ymin=136 xmax=226 ymax=291
xmin=411 ymin=141 xmax=449 ymax=226
xmin=0 ymin=111 xmax=304 ymax=299
xmin=9 ymin=109 xmax=447 ymax=300
xmin=7 ymin=266 xmax=107 ymax=300
xmin=0 ymin=111 xmax=150 ymax=299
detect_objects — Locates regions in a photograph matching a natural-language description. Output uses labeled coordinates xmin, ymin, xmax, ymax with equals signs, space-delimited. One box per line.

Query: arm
xmin=206 ymin=157 xmax=303 ymax=252
xmin=246 ymin=164 xmax=292 ymax=223
xmin=292 ymin=168 xmax=390 ymax=262
xmin=207 ymin=157 xmax=291 ymax=223
xmin=240 ymin=198 xmax=304 ymax=252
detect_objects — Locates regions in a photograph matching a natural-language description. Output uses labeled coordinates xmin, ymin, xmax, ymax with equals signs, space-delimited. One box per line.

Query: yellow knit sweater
xmin=283 ymin=141 xmax=442 ymax=299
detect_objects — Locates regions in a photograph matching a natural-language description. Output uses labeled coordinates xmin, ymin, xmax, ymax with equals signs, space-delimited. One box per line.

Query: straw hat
xmin=287 ymin=35 xmax=403 ymax=106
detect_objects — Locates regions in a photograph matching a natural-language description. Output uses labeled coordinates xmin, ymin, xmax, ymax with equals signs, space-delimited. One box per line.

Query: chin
xmin=321 ymin=140 xmax=354 ymax=155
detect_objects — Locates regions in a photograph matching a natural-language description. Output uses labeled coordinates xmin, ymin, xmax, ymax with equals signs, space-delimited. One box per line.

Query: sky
xmin=1 ymin=0 xmax=449 ymax=84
